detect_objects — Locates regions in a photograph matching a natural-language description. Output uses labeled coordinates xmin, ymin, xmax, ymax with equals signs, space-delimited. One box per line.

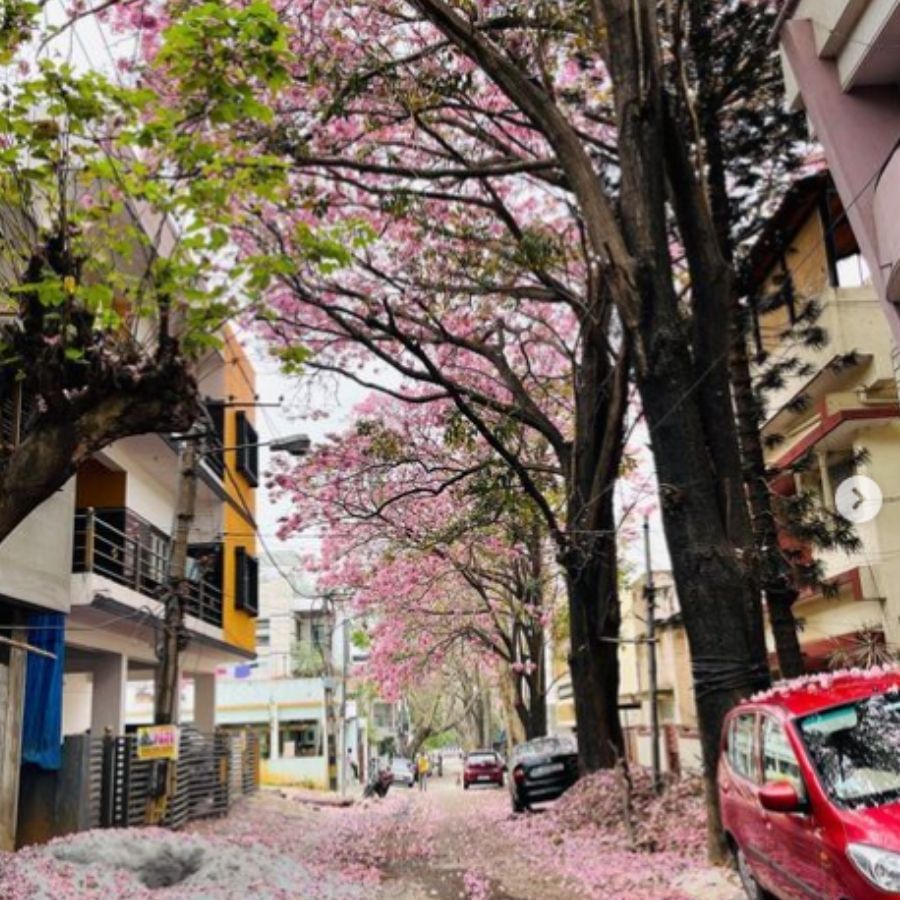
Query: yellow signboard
xmin=136 ymin=725 xmax=180 ymax=760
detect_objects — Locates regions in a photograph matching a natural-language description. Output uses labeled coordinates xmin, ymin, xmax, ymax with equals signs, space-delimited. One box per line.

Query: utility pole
xmin=337 ymin=610 xmax=350 ymax=798
xmin=155 ymin=437 xmax=198 ymax=725
xmin=643 ymin=516 xmax=662 ymax=794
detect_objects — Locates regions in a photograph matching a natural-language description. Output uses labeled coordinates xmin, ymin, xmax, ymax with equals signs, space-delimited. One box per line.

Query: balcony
xmin=72 ymin=508 xmax=223 ymax=628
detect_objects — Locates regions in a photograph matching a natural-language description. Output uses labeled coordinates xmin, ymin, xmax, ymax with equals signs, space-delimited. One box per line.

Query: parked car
xmin=463 ymin=750 xmax=505 ymax=789
xmin=720 ymin=669 xmax=900 ymax=900
xmin=390 ymin=757 xmax=416 ymax=788
xmin=508 ymin=736 xmax=579 ymax=813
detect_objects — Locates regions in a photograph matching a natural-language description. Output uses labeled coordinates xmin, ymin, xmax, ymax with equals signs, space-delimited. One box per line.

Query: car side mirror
xmin=759 ymin=781 xmax=803 ymax=814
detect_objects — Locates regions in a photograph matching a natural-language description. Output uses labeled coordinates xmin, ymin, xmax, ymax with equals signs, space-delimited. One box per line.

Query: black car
xmin=508 ymin=735 xmax=579 ymax=813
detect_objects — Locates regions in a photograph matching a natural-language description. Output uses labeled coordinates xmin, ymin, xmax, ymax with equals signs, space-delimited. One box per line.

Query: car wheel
xmin=734 ymin=844 xmax=764 ymax=900
xmin=463 ymin=782 xmax=469 ymax=790
xmin=512 ymin=793 xmax=526 ymax=813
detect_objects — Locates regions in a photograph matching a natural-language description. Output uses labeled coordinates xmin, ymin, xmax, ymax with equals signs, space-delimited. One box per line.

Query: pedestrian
xmin=347 ymin=747 xmax=359 ymax=782
xmin=417 ymin=752 xmax=430 ymax=791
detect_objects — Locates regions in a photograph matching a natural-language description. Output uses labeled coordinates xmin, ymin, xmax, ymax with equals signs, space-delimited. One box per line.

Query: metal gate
xmin=92 ymin=727 xmax=259 ymax=831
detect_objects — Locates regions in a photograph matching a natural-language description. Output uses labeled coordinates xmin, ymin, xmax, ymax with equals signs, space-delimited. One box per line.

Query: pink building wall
xmin=780 ymin=18 xmax=900 ymax=346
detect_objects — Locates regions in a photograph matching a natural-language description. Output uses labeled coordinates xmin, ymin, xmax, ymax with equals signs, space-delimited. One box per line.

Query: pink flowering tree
xmin=271 ymin=392 xmax=564 ymax=741
xmin=106 ymin=0 xmax=805 ymax=855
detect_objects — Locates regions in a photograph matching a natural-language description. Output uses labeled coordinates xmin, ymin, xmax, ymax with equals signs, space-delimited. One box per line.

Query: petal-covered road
xmin=0 ymin=759 xmax=742 ymax=899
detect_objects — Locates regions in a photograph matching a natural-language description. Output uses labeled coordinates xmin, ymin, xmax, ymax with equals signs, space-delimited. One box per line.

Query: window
xmin=762 ymin=716 xmax=806 ymax=798
xmin=311 ymin=620 xmax=328 ymax=651
xmin=800 ymin=693 xmax=900 ymax=809
xmin=728 ymin=714 xmax=758 ymax=782
xmin=235 ymin=411 xmax=259 ymax=486
xmin=280 ymin=721 xmax=322 ymax=758
xmin=836 ymin=253 xmax=872 ymax=288
xmin=234 ymin=546 xmax=259 ymax=616
xmin=373 ymin=702 xmax=394 ymax=730
xmin=256 ymin=618 xmax=270 ymax=648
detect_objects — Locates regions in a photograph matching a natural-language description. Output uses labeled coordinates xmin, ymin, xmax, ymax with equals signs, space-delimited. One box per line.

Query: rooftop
xmin=748 ymin=666 xmax=900 ymax=717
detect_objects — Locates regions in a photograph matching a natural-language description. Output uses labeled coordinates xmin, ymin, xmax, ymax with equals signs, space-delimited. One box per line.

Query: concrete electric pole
xmin=155 ymin=436 xmax=199 ymax=725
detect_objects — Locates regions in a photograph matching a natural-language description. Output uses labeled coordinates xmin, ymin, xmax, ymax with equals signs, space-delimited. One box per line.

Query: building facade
xmin=618 ymin=573 xmax=702 ymax=774
xmin=210 ymin=560 xmax=374 ymax=791
xmin=749 ymin=172 xmax=900 ymax=670
xmin=773 ymin=0 xmax=900 ymax=350
xmin=0 ymin=329 xmax=260 ymax=849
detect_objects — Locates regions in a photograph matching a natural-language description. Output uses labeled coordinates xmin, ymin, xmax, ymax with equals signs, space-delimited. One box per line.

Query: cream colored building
xmin=749 ymin=172 xmax=900 ymax=670
xmin=619 ymin=573 xmax=701 ymax=773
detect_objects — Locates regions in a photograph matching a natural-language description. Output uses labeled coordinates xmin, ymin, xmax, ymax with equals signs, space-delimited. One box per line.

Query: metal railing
xmin=73 ymin=507 xmax=223 ymax=628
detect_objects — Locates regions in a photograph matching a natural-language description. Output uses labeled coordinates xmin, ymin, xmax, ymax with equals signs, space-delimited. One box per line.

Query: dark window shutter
xmin=205 ymin=402 xmax=225 ymax=478
xmin=234 ymin=546 xmax=259 ymax=616
xmin=235 ymin=412 xmax=259 ymax=486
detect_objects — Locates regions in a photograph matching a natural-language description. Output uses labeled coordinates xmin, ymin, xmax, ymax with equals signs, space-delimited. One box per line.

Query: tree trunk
xmin=600 ymin=0 xmax=768 ymax=860
xmin=413 ymin=0 xmax=766 ymax=859
xmin=767 ymin=587 xmax=805 ymax=678
xmin=730 ymin=312 xmax=806 ymax=678
xmin=687 ymin=2 xmax=806 ymax=680
xmin=510 ymin=665 xmax=547 ymax=740
xmin=563 ymin=501 xmax=624 ymax=771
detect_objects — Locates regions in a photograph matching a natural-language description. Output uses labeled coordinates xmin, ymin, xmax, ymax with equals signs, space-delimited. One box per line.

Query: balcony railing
xmin=73 ymin=507 xmax=223 ymax=628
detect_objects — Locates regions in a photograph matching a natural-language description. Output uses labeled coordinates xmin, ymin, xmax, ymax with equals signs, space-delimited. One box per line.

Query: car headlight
xmin=848 ymin=843 xmax=900 ymax=891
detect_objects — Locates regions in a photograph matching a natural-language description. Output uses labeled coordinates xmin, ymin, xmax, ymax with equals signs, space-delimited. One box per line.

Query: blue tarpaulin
xmin=22 ymin=612 xmax=65 ymax=770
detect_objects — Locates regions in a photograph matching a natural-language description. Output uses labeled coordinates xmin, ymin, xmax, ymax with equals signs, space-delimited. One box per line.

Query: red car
xmin=463 ymin=749 xmax=505 ymax=789
xmin=719 ymin=668 xmax=900 ymax=899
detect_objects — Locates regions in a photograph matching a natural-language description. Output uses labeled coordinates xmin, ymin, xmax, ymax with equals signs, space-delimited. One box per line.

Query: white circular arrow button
xmin=835 ymin=475 xmax=883 ymax=524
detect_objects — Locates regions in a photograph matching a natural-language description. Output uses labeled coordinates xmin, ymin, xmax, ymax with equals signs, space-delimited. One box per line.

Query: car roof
xmin=739 ymin=667 xmax=900 ymax=718
xmin=467 ymin=748 xmax=496 ymax=754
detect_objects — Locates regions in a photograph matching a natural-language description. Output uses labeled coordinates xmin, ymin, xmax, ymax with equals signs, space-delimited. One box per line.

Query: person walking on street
xmin=417 ymin=753 xmax=430 ymax=791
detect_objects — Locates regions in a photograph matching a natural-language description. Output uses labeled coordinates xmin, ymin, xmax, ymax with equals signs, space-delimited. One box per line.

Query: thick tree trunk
xmin=767 ymin=587 xmax=805 ymax=678
xmin=0 ymin=365 xmax=196 ymax=545
xmin=600 ymin=0 xmax=768 ymax=861
xmin=688 ymin=5 xmax=806 ymax=680
xmin=730 ymin=314 xmax=806 ymax=678
xmin=414 ymin=0 xmax=765 ymax=858
xmin=564 ymin=500 xmax=624 ymax=771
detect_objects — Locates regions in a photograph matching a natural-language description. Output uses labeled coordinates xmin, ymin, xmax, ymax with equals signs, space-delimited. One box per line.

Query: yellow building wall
xmin=758 ymin=212 xmax=829 ymax=353
xmin=220 ymin=329 xmax=258 ymax=654
xmin=784 ymin=212 xmax=828 ymax=301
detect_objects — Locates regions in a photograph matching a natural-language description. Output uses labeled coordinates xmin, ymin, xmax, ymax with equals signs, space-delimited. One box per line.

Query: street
xmin=0 ymin=757 xmax=741 ymax=899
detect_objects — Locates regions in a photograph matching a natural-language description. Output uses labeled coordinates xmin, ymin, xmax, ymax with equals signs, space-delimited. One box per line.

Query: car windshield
xmin=514 ymin=736 xmax=576 ymax=759
xmin=467 ymin=753 xmax=497 ymax=765
xmin=799 ymin=689 xmax=900 ymax=809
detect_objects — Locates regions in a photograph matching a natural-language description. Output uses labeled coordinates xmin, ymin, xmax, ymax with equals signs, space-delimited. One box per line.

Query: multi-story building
xmin=0 ymin=329 xmax=260 ymax=849
xmin=749 ymin=171 xmax=900 ymax=669
xmin=773 ymin=0 xmax=900 ymax=349
xmin=212 ymin=561 xmax=372 ymax=791
xmin=618 ymin=573 xmax=701 ymax=774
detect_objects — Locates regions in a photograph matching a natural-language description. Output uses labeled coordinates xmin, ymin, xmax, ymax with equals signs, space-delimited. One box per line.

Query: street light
xmin=269 ymin=434 xmax=312 ymax=457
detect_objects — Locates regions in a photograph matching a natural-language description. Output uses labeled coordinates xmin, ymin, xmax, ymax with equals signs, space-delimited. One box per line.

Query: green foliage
xmin=155 ymin=1 xmax=290 ymax=125
xmin=0 ymin=1 xmax=38 ymax=63
xmin=291 ymin=640 xmax=329 ymax=678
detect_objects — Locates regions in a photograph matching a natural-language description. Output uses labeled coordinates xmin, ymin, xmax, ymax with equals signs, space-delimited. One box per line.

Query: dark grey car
xmin=508 ymin=736 xmax=579 ymax=813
